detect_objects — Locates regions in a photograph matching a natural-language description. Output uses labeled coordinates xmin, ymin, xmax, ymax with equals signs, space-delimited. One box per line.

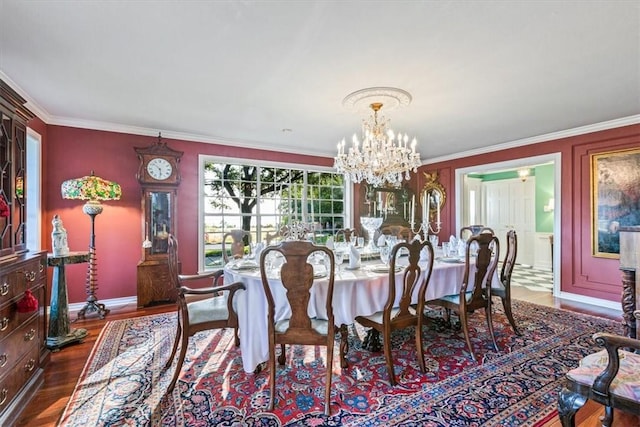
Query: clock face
xmin=146 ymin=157 xmax=173 ymax=181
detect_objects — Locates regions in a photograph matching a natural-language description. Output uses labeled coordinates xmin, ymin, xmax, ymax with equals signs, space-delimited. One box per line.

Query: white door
xmin=484 ymin=178 xmax=535 ymax=266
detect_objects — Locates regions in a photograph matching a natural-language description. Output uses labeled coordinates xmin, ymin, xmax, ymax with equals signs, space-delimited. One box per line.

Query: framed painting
xmin=591 ymin=148 xmax=640 ymax=258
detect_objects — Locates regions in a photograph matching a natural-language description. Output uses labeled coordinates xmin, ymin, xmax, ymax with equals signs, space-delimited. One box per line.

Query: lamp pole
xmin=76 ymin=201 xmax=110 ymax=319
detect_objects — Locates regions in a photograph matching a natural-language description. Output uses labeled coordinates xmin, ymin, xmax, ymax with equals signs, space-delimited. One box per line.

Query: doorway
xmin=454 ymin=152 xmax=561 ymax=295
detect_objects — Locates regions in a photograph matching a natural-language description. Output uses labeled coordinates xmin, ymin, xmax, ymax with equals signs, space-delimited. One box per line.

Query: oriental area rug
xmin=58 ymin=300 xmax=622 ymax=426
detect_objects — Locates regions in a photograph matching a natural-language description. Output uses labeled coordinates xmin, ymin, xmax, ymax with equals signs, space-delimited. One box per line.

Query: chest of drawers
xmin=0 ymin=252 xmax=48 ymax=425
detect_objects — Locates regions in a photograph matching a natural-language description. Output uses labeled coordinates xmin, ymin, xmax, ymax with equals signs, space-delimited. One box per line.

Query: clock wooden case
xmin=134 ymin=134 xmax=183 ymax=307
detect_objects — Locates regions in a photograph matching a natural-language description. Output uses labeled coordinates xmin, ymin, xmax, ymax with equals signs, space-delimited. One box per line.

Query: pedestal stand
xmin=47 ymin=252 xmax=90 ymax=350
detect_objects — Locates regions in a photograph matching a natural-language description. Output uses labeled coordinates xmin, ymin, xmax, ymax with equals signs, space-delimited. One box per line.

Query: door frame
xmin=454 ymin=152 xmax=561 ymax=296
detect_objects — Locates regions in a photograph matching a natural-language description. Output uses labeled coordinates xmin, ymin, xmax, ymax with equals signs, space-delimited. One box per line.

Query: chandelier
xmin=334 ymin=90 xmax=421 ymax=187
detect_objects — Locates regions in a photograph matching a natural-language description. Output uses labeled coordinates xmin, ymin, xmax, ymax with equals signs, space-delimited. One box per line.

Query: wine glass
xmin=379 ymin=245 xmax=391 ymax=266
xmin=333 ymin=250 xmax=345 ymax=277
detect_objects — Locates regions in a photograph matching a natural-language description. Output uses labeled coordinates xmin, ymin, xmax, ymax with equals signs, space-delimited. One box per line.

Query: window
xmin=200 ymin=157 xmax=348 ymax=269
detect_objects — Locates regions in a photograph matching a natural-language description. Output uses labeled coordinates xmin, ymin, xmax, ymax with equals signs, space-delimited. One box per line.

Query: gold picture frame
xmin=591 ymin=147 xmax=640 ymax=258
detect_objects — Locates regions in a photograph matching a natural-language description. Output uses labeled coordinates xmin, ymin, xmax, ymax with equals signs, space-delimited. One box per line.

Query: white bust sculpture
xmin=51 ymin=214 xmax=70 ymax=257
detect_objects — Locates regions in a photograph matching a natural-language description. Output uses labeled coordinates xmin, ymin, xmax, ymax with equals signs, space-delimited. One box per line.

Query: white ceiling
xmin=1 ymin=1 xmax=639 ymax=163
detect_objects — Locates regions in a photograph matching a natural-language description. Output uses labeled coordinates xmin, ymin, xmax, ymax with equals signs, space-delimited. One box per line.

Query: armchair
xmin=558 ymin=319 xmax=640 ymax=426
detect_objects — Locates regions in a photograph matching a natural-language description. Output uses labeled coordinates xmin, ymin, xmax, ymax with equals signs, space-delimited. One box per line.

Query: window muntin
xmin=201 ymin=159 xmax=347 ymax=269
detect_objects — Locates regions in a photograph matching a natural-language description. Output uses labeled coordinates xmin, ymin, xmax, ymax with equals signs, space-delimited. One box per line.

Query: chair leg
xmin=325 ymin=335 xmax=335 ymax=416
xmin=278 ymin=343 xmax=286 ymax=365
xmin=459 ymin=309 xmax=476 ymax=362
xmin=383 ymin=330 xmax=396 ymax=386
xmin=338 ymin=324 xmax=348 ymax=369
xmin=415 ymin=321 xmax=425 ymax=373
xmin=167 ymin=330 xmax=189 ymax=393
xmin=557 ymin=387 xmax=587 ymax=427
xmin=485 ymin=299 xmax=499 ymax=352
xmin=501 ymin=296 xmax=521 ymax=335
xmin=233 ymin=325 xmax=240 ymax=347
xmin=602 ymin=406 xmax=614 ymax=427
xmin=165 ymin=321 xmax=182 ymax=370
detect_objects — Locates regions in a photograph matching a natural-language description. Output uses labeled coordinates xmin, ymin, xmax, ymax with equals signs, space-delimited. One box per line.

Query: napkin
xmin=349 ymin=244 xmax=361 ymax=269
xmin=457 ymin=240 xmax=466 ymax=257
xmin=325 ymin=236 xmax=334 ymax=250
xmin=377 ymin=234 xmax=387 ymax=247
xmin=449 ymin=235 xmax=457 ymax=247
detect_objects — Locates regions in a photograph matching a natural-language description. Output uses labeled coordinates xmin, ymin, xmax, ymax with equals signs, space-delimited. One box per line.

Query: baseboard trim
xmin=557 ymin=291 xmax=621 ymax=312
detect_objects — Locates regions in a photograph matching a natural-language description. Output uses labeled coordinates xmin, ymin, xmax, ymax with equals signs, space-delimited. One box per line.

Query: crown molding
xmin=423 ymin=114 xmax=640 ymax=165
xmin=0 ymin=70 xmax=52 ymax=123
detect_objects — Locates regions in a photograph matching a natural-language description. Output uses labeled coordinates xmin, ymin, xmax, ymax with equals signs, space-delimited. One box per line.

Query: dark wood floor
xmin=15 ymin=286 xmax=639 ymax=426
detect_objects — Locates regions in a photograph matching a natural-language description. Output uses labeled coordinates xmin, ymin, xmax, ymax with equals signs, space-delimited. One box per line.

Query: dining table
xmin=224 ymin=251 xmax=499 ymax=373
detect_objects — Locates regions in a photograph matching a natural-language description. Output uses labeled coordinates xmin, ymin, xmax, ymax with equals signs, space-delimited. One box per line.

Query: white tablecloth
xmin=224 ymin=258 xmax=498 ymax=373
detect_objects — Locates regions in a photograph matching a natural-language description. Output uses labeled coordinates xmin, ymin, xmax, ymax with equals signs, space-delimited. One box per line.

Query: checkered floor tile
xmin=509 ymin=264 xmax=553 ymax=292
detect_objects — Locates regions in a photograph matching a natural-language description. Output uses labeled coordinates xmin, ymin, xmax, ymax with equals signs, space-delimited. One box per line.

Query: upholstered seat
xmin=558 ymin=330 xmax=640 ymax=426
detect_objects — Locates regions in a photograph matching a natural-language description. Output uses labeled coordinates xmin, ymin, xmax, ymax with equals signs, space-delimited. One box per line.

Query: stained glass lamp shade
xmin=61 ymin=171 xmax=121 ymax=319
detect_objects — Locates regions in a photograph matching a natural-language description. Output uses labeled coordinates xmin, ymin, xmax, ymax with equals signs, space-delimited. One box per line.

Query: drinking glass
xmin=428 ymin=234 xmax=439 ymax=248
xmin=442 ymin=242 xmax=450 ymax=257
xmin=379 ymin=245 xmax=391 ymax=266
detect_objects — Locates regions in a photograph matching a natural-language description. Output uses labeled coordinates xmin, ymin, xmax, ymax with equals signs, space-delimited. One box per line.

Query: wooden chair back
xmin=459 ymin=225 xmax=494 ymax=241
xmin=380 ymin=224 xmax=413 ymax=241
xmin=355 ymin=239 xmax=434 ymax=385
xmin=496 ymin=229 xmax=519 ymax=334
xmin=222 ymin=229 xmax=251 ymax=263
xmin=258 ymin=240 xmax=337 ymax=414
xmin=334 ymin=228 xmax=357 ymax=243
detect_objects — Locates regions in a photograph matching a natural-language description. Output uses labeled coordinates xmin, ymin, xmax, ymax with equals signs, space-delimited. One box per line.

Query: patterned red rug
xmin=59 ymin=300 xmax=621 ymax=426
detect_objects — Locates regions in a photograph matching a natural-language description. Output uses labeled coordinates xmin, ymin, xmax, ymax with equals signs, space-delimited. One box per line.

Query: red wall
xmin=43 ymin=126 xmax=332 ymax=304
xmin=40 ymin=122 xmax=639 ymax=305
xmin=415 ymin=124 xmax=640 ymax=303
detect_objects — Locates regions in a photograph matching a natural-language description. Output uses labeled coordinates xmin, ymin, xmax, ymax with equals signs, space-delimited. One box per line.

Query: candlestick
xmin=410 ymin=195 xmax=415 ymax=224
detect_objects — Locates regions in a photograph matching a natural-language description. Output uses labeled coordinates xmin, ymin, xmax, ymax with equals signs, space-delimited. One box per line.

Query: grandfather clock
xmin=134 ymin=134 xmax=183 ymax=307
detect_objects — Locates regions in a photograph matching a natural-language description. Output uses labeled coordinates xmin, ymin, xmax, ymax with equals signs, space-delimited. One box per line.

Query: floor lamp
xmin=61 ymin=171 xmax=121 ymax=319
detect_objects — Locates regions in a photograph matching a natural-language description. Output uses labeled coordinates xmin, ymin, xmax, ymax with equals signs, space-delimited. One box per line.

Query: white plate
xmin=368 ymin=264 xmax=401 ymax=273
xmin=231 ymin=261 xmax=259 ymax=270
xmin=440 ymin=257 xmax=464 ymax=264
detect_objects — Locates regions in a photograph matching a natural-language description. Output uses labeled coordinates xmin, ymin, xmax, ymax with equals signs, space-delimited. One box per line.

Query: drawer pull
xmin=0 ymin=354 xmax=7 ymax=368
xmin=0 ymin=388 xmax=7 ymax=406
xmin=24 ymin=358 xmax=35 ymax=372
xmin=0 ymin=283 xmax=8 ymax=296
xmin=39 ymin=263 xmax=45 ymax=273
xmin=24 ymin=328 xmax=36 ymax=341
xmin=0 ymin=317 xmax=8 ymax=331
xmin=25 ymin=271 xmax=36 ymax=282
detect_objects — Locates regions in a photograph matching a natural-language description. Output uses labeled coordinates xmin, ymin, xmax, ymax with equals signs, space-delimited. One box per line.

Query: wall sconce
xmin=61 ymin=171 xmax=121 ymax=319
xmin=544 ymin=198 xmax=555 ymax=212
xmin=518 ymin=168 xmax=530 ymax=182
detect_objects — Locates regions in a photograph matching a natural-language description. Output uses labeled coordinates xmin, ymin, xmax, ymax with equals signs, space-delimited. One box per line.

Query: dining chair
xmin=492 ymin=229 xmax=520 ymax=335
xmin=259 ymin=240 xmax=346 ymax=415
xmin=459 ymin=225 xmax=494 ymax=241
xmin=355 ymin=239 xmax=435 ymax=386
xmin=334 ymin=227 xmax=357 ymax=243
xmin=429 ymin=232 xmax=500 ymax=361
xmin=380 ymin=224 xmax=413 ymax=241
xmin=221 ymin=229 xmax=251 ymax=263
xmin=557 ymin=314 xmax=640 ymax=426
xmin=164 ymin=234 xmax=246 ymax=393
